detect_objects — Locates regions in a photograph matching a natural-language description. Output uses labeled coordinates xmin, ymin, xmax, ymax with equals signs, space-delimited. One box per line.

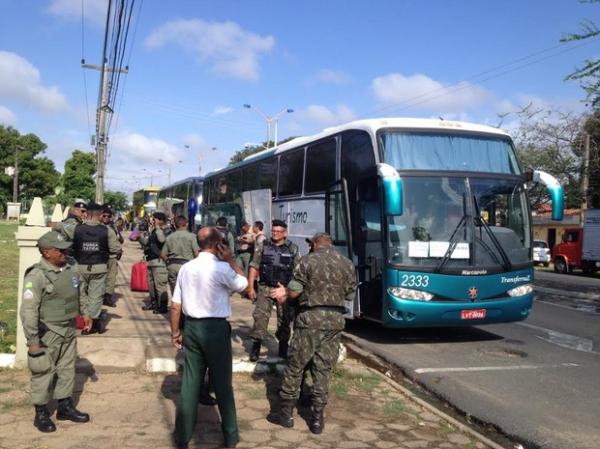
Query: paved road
xmin=345 ymin=277 xmax=600 ymax=449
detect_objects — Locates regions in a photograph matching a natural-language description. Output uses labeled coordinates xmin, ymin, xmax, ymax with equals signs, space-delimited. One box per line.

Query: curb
xmin=535 ymin=286 xmax=600 ymax=301
xmin=342 ymin=335 xmax=508 ymax=449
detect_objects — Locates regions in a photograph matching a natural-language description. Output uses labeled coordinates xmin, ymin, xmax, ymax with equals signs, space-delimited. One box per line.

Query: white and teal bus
xmin=202 ymin=118 xmax=564 ymax=327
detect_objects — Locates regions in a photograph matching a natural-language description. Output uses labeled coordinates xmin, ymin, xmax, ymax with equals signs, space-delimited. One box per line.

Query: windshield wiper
xmin=434 ymin=215 xmax=467 ymax=273
xmin=472 ymin=196 xmax=512 ymax=271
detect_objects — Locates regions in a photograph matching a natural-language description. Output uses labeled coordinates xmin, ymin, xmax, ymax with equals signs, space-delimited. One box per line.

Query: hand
xmin=28 ymin=344 xmax=43 ymax=354
xmin=82 ymin=315 xmax=93 ymax=332
xmin=270 ymin=282 xmax=287 ymax=303
xmin=216 ymin=242 xmax=234 ymax=262
xmin=247 ymin=288 xmax=257 ymax=301
xmin=172 ymin=333 xmax=183 ymax=350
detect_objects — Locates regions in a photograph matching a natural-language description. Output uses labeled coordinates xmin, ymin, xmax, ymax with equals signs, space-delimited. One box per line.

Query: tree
xmin=511 ymin=106 xmax=587 ymax=209
xmin=103 ymin=190 xmax=128 ymax=211
xmin=228 ymin=137 xmax=297 ymax=165
xmin=582 ymin=109 xmax=600 ymax=207
xmin=0 ymin=125 xmax=60 ymax=214
xmin=59 ymin=150 xmax=96 ymax=205
xmin=561 ymin=0 xmax=600 ymax=108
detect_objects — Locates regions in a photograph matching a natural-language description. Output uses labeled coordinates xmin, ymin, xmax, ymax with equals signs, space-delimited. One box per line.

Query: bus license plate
xmin=461 ymin=309 xmax=486 ymax=320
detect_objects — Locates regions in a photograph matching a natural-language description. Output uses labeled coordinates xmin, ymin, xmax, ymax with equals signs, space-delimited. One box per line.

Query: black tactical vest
xmin=259 ymin=242 xmax=296 ymax=287
xmin=145 ymin=228 xmax=170 ymax=261
xmin=73 ymin=223 xmax=109 ymax=265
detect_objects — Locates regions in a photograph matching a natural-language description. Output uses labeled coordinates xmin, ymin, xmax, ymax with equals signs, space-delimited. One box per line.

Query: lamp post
xmin=185 ymin=145 xmax=217 ymax=176
xmin=243 ymin=104 xmax=294 ymax=148
xmin=158 ymin=159 xmax=183 ymax=186
xmin=13 ymin=144 xmax=24 ymax=203
xmin=142 ymin=168 xmax=162 ymax=186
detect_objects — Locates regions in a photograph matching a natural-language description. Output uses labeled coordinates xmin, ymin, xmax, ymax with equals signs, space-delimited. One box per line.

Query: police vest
xmin=35 ymin=265 xmax=79 ymax=323
xmin=145 ymin=228 xmax=170 ymax=261
xmin=259 ymin=242 xmax=296 ymax=287
xmin=73 ymin=224 xmax=109 ymax=265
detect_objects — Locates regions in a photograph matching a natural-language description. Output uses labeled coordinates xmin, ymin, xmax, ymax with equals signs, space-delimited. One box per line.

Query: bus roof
xmin=205 ymin=117 xmax=511 ymax=178
xmin=159 ymin=176 xmax=204 ymax=191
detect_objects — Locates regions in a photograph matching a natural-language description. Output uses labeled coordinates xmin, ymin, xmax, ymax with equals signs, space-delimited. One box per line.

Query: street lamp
xmin=142 ymin=168 xmax=162 ymax=186
xmin=185 ymin=145 xmax=217 ymax=176
xmin=243 ymin=104 xmax=294 ymax=148
xmin=12 ymin=144 xmax=24 ymax=203
xmin=158 ymin=159 xmax=183 ymax=186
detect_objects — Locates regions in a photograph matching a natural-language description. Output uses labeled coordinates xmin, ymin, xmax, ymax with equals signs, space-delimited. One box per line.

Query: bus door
xmin=242 ymin=189 xmax=272 ymax=236
xmin=355 ymin=178 xmax=383 ymax=321
xmin=326 ymin=180 xmax=356 ymax=319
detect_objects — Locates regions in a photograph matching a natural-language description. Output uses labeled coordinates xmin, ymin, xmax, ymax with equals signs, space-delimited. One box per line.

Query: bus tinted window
xmin=259 ymin=158 xmax=278 ymax=194
xmin=243 ymin=164 xmax=260 ymax=191
xmin=305 ymin=139 xmax=336 ymax=193
xmin=278 ymin=150 xmax=304 ymax=196
xmin=341 ymin=130 xmax=375 ymax=193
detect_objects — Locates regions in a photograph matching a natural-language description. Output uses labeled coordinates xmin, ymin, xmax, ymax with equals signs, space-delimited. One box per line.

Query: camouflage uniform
xmin=140 ymin=226 xmax=170 ymax=312
xmin=161 ymin=229 xmax=199 ymax=293
xmin=249 ymin=238 xmax=298 ymax=346
xmin=105 ymin=223 xmax=123 ymax=298
xmin=279 ymin=246 xmax=356 ymax=408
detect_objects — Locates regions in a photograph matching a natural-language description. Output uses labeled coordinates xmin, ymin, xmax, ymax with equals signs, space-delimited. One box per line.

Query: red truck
xmin=553 ymin=209 xmax=600 ymax=274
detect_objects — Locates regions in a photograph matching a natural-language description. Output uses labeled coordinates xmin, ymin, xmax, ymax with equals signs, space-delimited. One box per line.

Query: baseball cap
xmin=72 ymin=200 xmax=87 ymax=209
xmin=37 ymin=230 xmax=73 ymax=250
xmin=153 ymin=212 xmax=167 ymax=221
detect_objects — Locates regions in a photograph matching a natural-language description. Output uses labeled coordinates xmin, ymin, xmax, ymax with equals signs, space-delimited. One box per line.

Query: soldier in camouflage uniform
xmin=101 ymin=204 xmax=124 ymax=307
xmin=268 ymin=232 xmax=356 ymax=434
xmin=139 ymin=212 xmax=171 ymax=314
xmin=161 ymin=215 xmax=199 ymax=293
xmin=247 ymin=219 xmax=298 ymax=361
xmin=20 ymin=230 xmax=90 ymax=433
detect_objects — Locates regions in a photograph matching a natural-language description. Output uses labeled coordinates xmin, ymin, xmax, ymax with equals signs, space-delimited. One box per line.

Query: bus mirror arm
xmin=532 ymin=170 xmax=564 ymax=221
xmin=377 ymin=163 xmax=403 ymax=216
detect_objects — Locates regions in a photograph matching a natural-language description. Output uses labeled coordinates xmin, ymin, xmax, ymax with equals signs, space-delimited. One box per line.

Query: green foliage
xmin=104 ymin=190 xmax=129 ymax=211
xmin=583 ymin=110 xmax=600 ymax=207
xmin=561 ymin=1 xmax=600 ymax=107
xmin=228 ymin=137 xmax=297 ymax=165
xmin=0 ymin=223 xmax=18 ymax=353
xmin=59 ymin=150 xmax=96 ymax=204
xmin=0 ymin=125 xmax=60 ymax=214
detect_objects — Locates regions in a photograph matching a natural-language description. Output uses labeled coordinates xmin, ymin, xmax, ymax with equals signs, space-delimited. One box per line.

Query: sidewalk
xmin=0 ymin=237 xmax=498 ymax=449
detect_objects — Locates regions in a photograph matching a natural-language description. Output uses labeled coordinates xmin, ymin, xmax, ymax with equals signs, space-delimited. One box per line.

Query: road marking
xmin=517 ymin=322 xmax=599 ymax=355
xmin=536 ymin=299 xmax=600 ymax=315
xmin=414 ymin=363 xmax=579 ymax=374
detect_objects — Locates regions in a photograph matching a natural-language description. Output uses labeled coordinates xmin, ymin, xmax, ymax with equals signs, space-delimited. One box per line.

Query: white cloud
xmin=315 ymin=69 xmax=351 ymax=85
xmin=110 ymin=132 xmax=184 ymax=165
xmin=144 ymin=18 xmax=274 ymax=81
xmin=372 ymin=73 xmax=491 ymax=113
xmin=212 ymin=106 xmax=234 ymax=115
xmin=47 ymin=0 xmax=107 ymax=25
xmin=0 ymin=51 xmax=69 ymax=114
xmin=0 ymin=105 xmax=16 ymax=126
xmin=298 ymin=104 xmax=355 ymax=128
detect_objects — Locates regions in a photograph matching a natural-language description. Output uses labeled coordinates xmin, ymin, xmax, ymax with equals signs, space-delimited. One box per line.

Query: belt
xmin=299 ymin=305 xmax=346 ymax=313
xmin=184 ymin=316 xmax=226 ymax=321
xmin=167 ymin=258 xmax=189 ymax=265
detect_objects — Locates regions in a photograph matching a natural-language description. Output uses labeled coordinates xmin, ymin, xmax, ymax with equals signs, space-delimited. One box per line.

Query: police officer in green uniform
xmin=140 ymin=212 xmax=171 ymax=314
xmin=73 ymin=202 xmax=121 ymax=334
xmin=161 ymin=215 xmax=199 ymax=294
xmin=268 ymin=232 xmax=356 ymax=434
xmin=20 ymin=230 xmax=90 ymax=433
xmin=247 ymin=219 xmax=298 ymax=362
xmin=101 ymin=204 xmax=124 ymax=307
xmin=53 ymin=200 xmax=87 ymax=242
xmin=216 ymin=216 xmax=236 ymax=253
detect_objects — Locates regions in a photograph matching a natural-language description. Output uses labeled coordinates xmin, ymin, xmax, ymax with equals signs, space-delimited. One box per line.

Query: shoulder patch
xmin=25 ymin=281 xmax=34 ymax=289
xmin=23 ymin=289 xmax=34 ymax=300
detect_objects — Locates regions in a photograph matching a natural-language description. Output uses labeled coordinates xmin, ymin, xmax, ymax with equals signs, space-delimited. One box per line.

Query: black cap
xmin=72 ymin=200 xmax=87 ymax=209
xmin=153 ymin=212 xmax=167 ymax=221
xmin=272 ymin=219 xmax=287 ymax=229
xmin=87 ymin=202 xmax=102 ymax=212
xmin=102 ymin=204 xmax=113 ymax=215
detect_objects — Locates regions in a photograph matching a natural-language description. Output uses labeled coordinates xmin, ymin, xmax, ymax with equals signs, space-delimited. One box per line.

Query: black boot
xmin=308 ymin=405 xmax=324 ymax=434
xmin=56 ymin=397 xmax=90 ymax=423
xmin=142 ymin=299 xmax=156 ymax=311
xmin=92 ymin=314 xmax=107 ymax=334
xmin=266 ymin=399 xmax=294 ymax=428
xmin=249 ymin=340 xmax=261 ymax=362
xmin=34 ymin=405 xmax=56 ymax=433
xmin=103 ymin=293 xmax=116 ymax=307
xmin=198 ymin=389 xmax=217 ymax=406
xmin=278 ymin=340 xmax=288 ymax=359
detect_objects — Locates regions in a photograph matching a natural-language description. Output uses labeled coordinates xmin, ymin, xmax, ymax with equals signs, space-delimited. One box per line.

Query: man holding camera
xmin=139 ymin=212 xmax=171 ymax=314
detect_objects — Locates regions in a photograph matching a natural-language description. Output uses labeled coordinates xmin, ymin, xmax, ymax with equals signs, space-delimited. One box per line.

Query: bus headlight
xmin=507 ymin=284 xmax=533 ymax=297
xmin=388 ymin=287 xmax=433 ymax=301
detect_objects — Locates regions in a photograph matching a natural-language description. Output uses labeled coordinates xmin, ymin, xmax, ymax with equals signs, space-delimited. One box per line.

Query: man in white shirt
xmin=170 ymin=227 xmax=248 ymax=449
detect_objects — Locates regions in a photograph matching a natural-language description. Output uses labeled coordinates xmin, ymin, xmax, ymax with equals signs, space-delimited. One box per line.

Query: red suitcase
xmin=130 ymin=261 xmax=149 ymax=292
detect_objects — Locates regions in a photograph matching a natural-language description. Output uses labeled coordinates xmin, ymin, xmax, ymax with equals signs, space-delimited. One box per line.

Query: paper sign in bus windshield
xmin=408 ymin=241 xmax=469 ymax=259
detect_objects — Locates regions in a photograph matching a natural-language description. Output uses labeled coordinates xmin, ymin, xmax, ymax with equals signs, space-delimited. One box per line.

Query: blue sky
xmin=0 ymin=0 xmax=598 ymax=195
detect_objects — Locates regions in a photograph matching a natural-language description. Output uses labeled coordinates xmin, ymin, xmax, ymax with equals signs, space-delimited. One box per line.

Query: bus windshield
xmin=386 ymin=176 xmax=531 ymax=273
xmin=381 ymin=131 xmax=520 ymax=174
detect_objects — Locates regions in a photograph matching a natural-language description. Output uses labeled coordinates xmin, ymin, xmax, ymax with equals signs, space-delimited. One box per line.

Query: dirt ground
xmin=0 ymin=358 xmax=489 ymax=449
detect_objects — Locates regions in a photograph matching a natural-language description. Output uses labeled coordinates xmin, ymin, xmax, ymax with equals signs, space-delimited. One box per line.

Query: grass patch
xmin=330 ymin=366 xmax=382 ymax=399
xmin=0 ymin=396 xmax=30 ymax=412
xmin=462 ymin=442 xmax=477 ymax=449
xmin=383 ymin=400 xmax=405 ymax=416
xmin=0 ymin=223 xmax=18 ymax=353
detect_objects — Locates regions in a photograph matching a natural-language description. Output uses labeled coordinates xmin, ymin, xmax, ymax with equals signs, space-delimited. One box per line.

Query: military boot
xmin=56 ymin=398 xmax=90 ymax=423
xmin=267 ymin=399 xmax=294 ymax=428
xmin=278 ymin=340 xmax=288 ymax=359
xmin=308 ymin=405 xmax=325 ymax=434
xmin=103 ymin=293 xmax=116 ymax=307
xmin=249 ymin=340 xmax=261 ymax=362
xmin=33 ymin=405 xmax=56 ymax=433
xmin=142 ymin=298 xmax=156 ymax=311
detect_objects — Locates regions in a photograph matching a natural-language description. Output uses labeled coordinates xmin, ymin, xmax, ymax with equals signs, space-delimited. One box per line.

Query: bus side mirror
xmin=377 ymin=163 xmax=403 ymax=216
xmin=533 ymin=170 xmax=564 ymax=221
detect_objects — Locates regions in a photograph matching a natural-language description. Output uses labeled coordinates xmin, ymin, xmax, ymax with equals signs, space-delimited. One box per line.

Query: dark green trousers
xmin=175 ymin=318 xmax=238 ymax=446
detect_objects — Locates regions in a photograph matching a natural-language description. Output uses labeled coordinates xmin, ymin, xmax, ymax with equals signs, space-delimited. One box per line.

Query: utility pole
xmin=581 ymin=133 xmax=591 ymax=224
xmin=12 ymin=144 xmax=21 ymax=203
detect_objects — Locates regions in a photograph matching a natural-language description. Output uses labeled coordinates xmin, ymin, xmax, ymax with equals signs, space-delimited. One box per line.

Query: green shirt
xmin=161 ymin=229 xmax=199 ymax=261
xmin=53 ymin=215 xmax=81 ymax=242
